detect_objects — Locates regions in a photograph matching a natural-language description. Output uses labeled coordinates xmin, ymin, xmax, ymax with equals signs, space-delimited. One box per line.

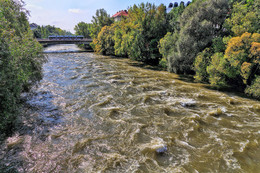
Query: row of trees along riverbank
xmin=33 ymin=25 xmax=72 ymax=39
xmin=0 ymin=0 xmax=46 ymax=138
xmin=75 ymin=0 xmax=259 ymax=99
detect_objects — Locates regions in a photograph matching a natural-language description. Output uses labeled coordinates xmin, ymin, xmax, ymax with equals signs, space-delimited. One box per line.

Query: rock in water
xmin=180 ymin=99 xmax=196 ymax=107
xmin=156 ymin=145 xmax=167 ymax=154
xmin=140 ymin=137 xmax=167 ymax=154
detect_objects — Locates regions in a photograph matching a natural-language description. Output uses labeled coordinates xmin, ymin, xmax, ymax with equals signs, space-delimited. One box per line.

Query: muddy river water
xmin=1 ymin=44 xmax=260 ymax=172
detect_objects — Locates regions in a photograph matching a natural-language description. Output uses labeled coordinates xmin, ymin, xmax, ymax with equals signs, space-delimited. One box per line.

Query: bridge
xmin=37 ymin=38 xmax=93 ymax=45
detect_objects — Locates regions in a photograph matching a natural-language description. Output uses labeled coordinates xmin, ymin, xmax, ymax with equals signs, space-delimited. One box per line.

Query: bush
xmin=207 ymin=53 xmax=228 ymax=87
xmin=158 ymin=32 xmax=179 ymax=70
xmin=245 ymin=76 xmax=260 ymax=99
xmin=94 ymin=25 xmax=115 ymax=55
xmin=0 ymin=0 xmax=46 ymax=137
xmin=159 ymin=58 xmax=167 ymax=69
xmin=194 ymin=48 xmax=212 ymax=82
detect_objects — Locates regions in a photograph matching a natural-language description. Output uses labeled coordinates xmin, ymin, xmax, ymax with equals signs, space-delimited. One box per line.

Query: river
xmin=1 ymin=44 xmax=260 ymax=172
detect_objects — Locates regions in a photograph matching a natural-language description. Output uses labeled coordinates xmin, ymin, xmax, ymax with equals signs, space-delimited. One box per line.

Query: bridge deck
xmin=37 ymin=39 xmax=92 ymax=44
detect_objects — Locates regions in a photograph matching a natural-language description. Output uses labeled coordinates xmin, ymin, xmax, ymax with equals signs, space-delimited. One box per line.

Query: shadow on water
xmin=0 ymin=165 xmax=19 ymax=173
xmin=175 ymin=74 xmax=197 ymax=83
xmin=204 ymin=85 xmax=260 ymax=101
xmin=18 ymin=90 xmax=64 ymax=138
xmin=123 ymin=58 xmax=165 ymax=71
xmin=0 ymin=90 xmax=64 ymax=172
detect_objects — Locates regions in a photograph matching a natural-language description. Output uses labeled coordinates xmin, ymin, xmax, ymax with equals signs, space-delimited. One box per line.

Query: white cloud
xmin=26 ymin=4 xmax=43 ymax=10
xmin=68 ymin=9 xmax=82 ymax=14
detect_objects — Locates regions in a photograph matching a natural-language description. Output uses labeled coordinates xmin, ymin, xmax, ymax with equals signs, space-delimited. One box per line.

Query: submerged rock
xmin=156 ymin=145 xmax=167 ymax=154
xmin=180 ymin=100 xmax=196 ymax=107
xmin=252 ymin=104 xmax=260 ymax=112
xmin=140 ymin=137 xmax=167 ymax=154
xmin=6 ymin=135 xmax=24 ymax=149
xmin=228 ymin=98 xmax=240 ymax=105
xmin=208 ymin=108 xmax=226 ymax=117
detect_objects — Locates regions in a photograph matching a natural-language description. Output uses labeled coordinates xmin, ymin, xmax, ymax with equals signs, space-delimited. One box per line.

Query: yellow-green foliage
xmin=93 ymin=3 xmax=168 ymax=64
xmin=194 ymin=48 xmax=212 ymax=82
xmin=113 ymin=20 xmax=128 ymax=57
xmin=241 ymin=62 xmax=253 ymax=84
xmin=225 ymin=1 xmax=259 ymax=36
xmin=94 ymin=25 xmax=115 ymax=55
xmin=204 ymin=32 xmax=260 ymax=97
xmin=207 ymin=53 xmax=228 ymax=87
xmin=0 ymin=0 xmax=46 ymax=137
xmin=89 ymin=9 xmax=113 ymax=40
xmin=250 ymin=41 xmax=260 ymax=62
xmin=192 ymin=0 xmax=259 ymax=98
xmin=117 ymin=3 xmax=168 ymax=64
xmin=224 ymin=32 xmax=260 ymax=84
xmin=159 ymin=58 xmax=167 ymax=69
xmin=158 ymin=32 xmax=178 ymax=60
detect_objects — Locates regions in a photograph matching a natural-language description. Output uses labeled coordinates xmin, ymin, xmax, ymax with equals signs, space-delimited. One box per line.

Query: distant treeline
xmin=33 ymin=25 xmax=72 ymax=38
xmin=75 ymin=0 xmax=259 ymax=99
xmin=0 ymin=0 xmax=46 ymax=138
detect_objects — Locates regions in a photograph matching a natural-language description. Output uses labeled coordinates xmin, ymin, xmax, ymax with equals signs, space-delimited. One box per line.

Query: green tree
xmin=113 ymin=19 xmax=128 ymax=57
xmin=204 ymin=32 xmax=260 ymax=97
xmin=245 ymin=75 xmax=260 ymax=99
xmin=33 ymin=26 xmax=42 ymax=38
xmin=74 ymin=22 xmax=92 ymax=38
xmin=90 ymin=9 xmax=113 ymax=39
xmin=158 ymin=2 xmax=188 ymax=70
xmin=90 ymin=9 xmax=114 ymax=50
xmin=167 ymin=0 xmax=229 ymax=74
xmin=158 ymin=32 xmax=179 ymax=69
xmin=193 ymin=48 xmax=213 ymax=82
xmin=33 ymin=25 xmax=72 ymax=38
xmin=206 ymin=52 xmax=228 ymax=87
xmin=223 ymin=32 xmax=260 ymax=86
xmin=0 ymin=0 xmax=46 ymax=137
xmin=114 ymin=3 xmax=167 ymax=64
xmin=167 ymin=1 xmax=186 ymax=32
xmin=225 ymin=1 xmax=259 ymax=36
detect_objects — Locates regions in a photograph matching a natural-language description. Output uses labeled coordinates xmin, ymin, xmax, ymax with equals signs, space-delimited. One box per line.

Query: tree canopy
xmin=74 ymin=22 xmax=92 ymax=38
xmin=32 ymin=25 xmax=72 ymax=38
xmin=0 ymin=0 xmax=46 ymax=137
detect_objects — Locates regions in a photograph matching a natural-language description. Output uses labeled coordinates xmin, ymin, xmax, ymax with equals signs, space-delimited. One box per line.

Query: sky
xmin=23 ymin=0 xmax=189 ymax=33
